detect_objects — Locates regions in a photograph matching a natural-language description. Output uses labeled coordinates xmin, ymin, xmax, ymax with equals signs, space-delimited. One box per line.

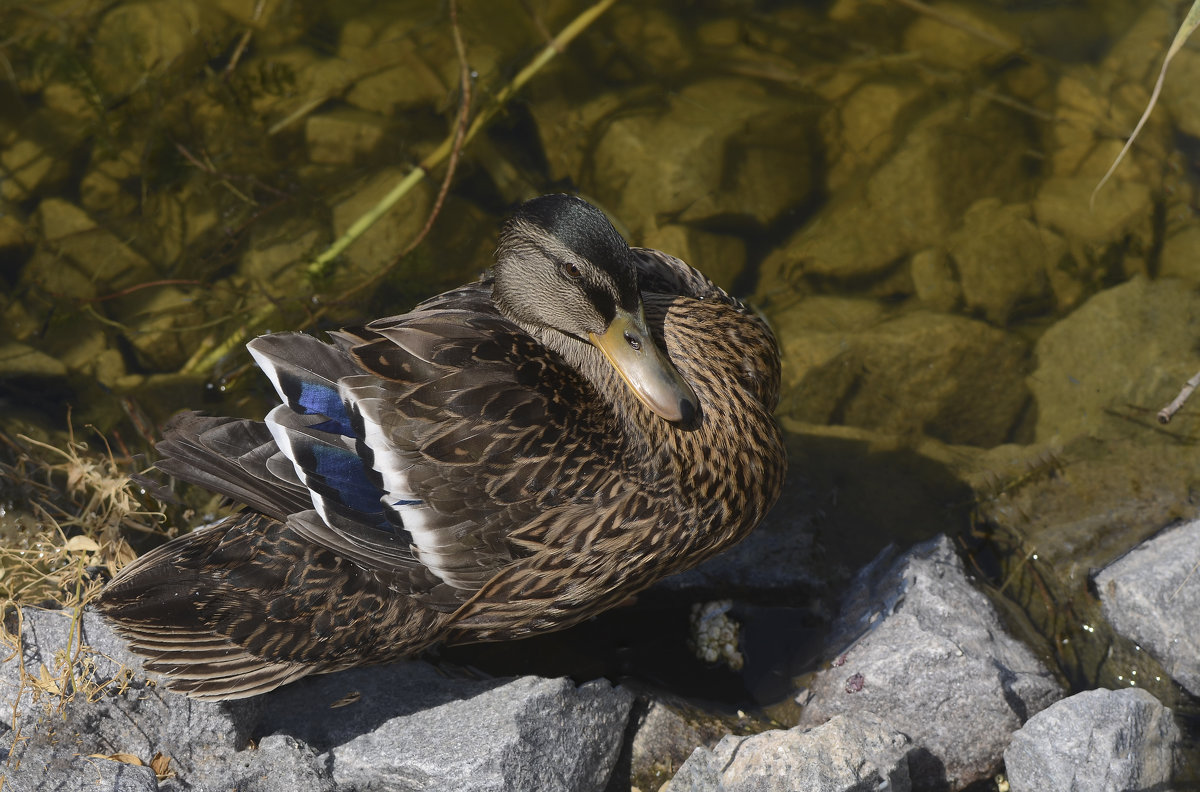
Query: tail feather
xmin=94 ymin=511 xmax=451 ymax=700
xmin=155 ymin=413 xmax=310 ymax=520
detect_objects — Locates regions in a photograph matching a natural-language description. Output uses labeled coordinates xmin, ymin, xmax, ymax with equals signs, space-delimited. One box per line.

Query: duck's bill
xmin=589 ymin=309 xmax=699 ymax=424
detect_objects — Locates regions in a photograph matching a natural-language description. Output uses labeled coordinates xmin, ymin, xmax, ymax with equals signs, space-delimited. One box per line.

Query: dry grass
xmin=0 ymin=421 xmax=168 ymax=765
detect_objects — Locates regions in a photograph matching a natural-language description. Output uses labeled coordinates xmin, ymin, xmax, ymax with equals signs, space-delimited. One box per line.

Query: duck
xmin=95 ymin=194 xmax=787 ymax=700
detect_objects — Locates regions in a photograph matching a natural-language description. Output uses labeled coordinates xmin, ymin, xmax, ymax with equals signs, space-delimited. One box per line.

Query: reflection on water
xmin=1 ymin=0 xmax=1198 ymax=778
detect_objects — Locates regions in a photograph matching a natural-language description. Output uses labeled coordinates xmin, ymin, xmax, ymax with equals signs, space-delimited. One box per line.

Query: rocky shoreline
xmin=3 ymin=523 xmax=1192 ymax=792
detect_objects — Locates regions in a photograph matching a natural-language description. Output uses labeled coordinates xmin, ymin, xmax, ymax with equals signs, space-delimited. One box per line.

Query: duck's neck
xmin=517 ymin=320 xmax=672 ymax=468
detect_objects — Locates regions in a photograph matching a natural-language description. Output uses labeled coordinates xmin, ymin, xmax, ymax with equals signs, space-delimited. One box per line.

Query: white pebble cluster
xmin=689 ymin=599 xmax=744 ymax=671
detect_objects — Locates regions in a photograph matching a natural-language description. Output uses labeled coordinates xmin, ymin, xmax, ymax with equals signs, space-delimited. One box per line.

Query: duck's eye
xmin=561 ymin=261 xmax=583 ymax=280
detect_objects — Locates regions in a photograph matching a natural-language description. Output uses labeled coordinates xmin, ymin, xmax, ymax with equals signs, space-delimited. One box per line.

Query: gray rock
xmin=662 ymin=712 xmax=911 ymax=792
xmin=797 ymin=535 xmax=1063 ymax=790
xmin=1095 ymin=519 xmax=1200 ymax=698
xmin=1 ymin=748 xmax=160 ymax=792
xmin=158 ymin=735 xmax=335 ymax=792
xmin=1004 ymin=687 xmax=1180 ymax=792
xmin=260 ymin=663 xmax=633 ymax=792
xmin=0 ymin=607 xmax=262 ymax=789
xmin=1 ymin=607 xmax=635 ymax=792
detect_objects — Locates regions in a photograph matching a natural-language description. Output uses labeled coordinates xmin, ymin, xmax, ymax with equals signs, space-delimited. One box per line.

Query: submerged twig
xmin=223 ymin=0 xmax=266 ymax=76
xmin=306 ymin=0 xmax=619 ymax=280
xmin=336 ymin=0 xmax=474 ymax=304
xmin=1157 ymin=368 xmax=1200 ymax=424
xmin=890 ymin=0 xmax=1019 ymax=55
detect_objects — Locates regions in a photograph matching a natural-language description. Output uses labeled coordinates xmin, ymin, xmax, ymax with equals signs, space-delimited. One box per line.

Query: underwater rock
xmin=1164 ymin=45 xmax=1200 ymax=140
xmin=1004 ymin=688 xmax=1181 ymax=792
xmin=240 ymin=218 xmax=324 ymax=297
xmin=34 ymin=198 xmax=155 ymax=290
xmin=1028 ymin=276 xmax=1200 ymax=443
xmin=118 ymin=286 xmax=207 ymax=372
xmin=946 ymin=199 xmax=1064 ymax=325
xmin=1095 ymin=518 xmax=1200 ymax=699
xmin=909 ymin=248 xmax=961 ymax=312
xmin=663 ymin=712 xmax=912 ymax=792
xmin=608 ymin=6 xmax=692 ymax=77
xmin=641 ymin=225 xmax=746 ymax=292
xmin=330 ymin=168 xmax=432 ymax=274
xmin=1033 ymin=176 xmax=1152 ymax=247
xmin=972 ymin=437 xmax=1200 ymax=572
xmin=0 ymin=139 xmax=65 ymax=203
xmin=1158 ymin=224 xmax=1200 ymax=285
xmin=0 ymin=342 xmax=68 ymax=380
xmin=305 ymin=109 xmax=389 ymax=165
xmin=89 ymin=0 xmax=217 ymax=100
xmin=761 ymin=97 xmax=1029 ymax=284
xmin=772 ymin=304 xmax=1028 ymax=447
xmin=819 ymin=77 xmax=926 ymax=192
xmin=589 ymin=79 xmax=816 ymax=235
xmin=796 ymin=535 xmax=1062 ymax=790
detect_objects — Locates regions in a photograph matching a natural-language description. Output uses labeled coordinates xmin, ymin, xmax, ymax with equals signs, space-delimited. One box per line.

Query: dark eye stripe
xmin=584 ymin=285 xmax=616 ymax=324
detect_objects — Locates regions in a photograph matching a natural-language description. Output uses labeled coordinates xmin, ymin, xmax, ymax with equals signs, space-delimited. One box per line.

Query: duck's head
xmin=493 ymin=194 xmax=698 ymax=424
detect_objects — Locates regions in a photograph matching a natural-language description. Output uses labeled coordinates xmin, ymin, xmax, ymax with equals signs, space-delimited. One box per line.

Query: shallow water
xmin=1 ymin=0 xmax=1199 ymax=783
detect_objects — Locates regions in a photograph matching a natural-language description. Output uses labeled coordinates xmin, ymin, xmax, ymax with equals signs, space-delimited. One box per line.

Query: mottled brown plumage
xmin=95 ymin=195 xmax=786 ymax=699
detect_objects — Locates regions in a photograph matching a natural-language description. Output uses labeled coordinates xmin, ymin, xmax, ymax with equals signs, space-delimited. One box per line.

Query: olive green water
xmin=1 ymin=0 xmax=1199 ymax=784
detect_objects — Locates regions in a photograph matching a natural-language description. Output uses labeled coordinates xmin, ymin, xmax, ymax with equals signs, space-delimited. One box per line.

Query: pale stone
xmin=1 ymin=139 xmax=58 ymax=201
xmin=305 ymin=109 xmax=388 ymax=165
xmin=909 ymin=248 xmax=961 ymax=312
xmin=947 ymin=199 xmax=1065 ymax=324
xmin=90 ymin=0 xmax=211 ymax=98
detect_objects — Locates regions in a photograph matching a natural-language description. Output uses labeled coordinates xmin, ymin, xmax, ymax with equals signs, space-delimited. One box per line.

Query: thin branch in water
xmin=223 ymin=0 xmax=267 ymax=76
xmin=1157 ymin=369 xmax=1200 ymax=424
xmin=181 ymin=0 xmax=620 ymax=377
xmin=334 ymin=0 xmax=473 ymax=305
xmin=89 ymin=280 xmax=203 ymax=303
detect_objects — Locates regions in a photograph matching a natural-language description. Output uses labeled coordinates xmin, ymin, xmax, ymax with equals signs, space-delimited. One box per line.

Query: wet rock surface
xmin=1004 ymin=687 xmax=1182 ymax=792
xmin=796 ymin=535 xmax=1063 ymax=790
xmin=1095 ymin=519 xmax=1200 ymax=699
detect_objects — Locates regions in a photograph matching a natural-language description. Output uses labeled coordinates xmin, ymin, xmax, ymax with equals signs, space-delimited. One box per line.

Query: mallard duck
xmin=95 ymin=194 xmax=786 ymax=700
